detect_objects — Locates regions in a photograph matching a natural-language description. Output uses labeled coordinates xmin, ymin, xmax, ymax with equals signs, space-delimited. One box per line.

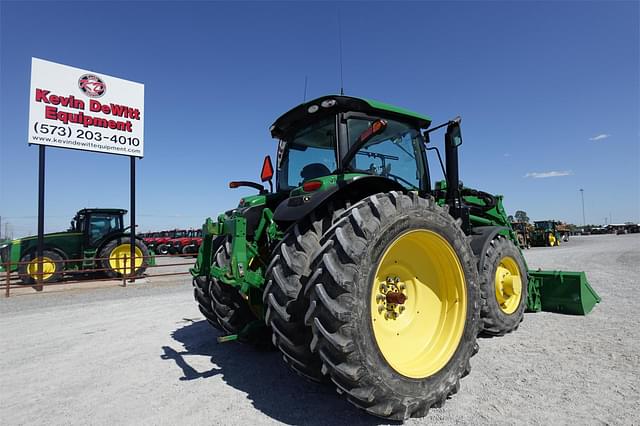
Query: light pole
xmin=579 ymin=189 xmax=586 ymax=226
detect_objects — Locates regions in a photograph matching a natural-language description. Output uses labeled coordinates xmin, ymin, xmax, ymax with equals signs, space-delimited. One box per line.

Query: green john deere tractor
xmin=191 ymin=95 xmax=600 ymax=420
xmin=0 ymin=208 xmax=152 ymax=284
xmin=531 ymin=220 xmax=562 ymax=247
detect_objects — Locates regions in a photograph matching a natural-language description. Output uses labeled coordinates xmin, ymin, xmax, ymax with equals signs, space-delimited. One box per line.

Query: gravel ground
xmin=1 ymin=234 xmax=638 ymax=425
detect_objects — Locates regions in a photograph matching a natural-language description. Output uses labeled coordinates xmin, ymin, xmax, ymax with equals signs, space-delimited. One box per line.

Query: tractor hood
xmin=0 ymin=239 xmax=20 ymax=272
xmin=270 ymin=95 xmax=431 ymax=139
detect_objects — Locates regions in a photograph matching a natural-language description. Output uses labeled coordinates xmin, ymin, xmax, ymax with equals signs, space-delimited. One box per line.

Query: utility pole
xmin=579 ymin=189 xmax=586 ymax=226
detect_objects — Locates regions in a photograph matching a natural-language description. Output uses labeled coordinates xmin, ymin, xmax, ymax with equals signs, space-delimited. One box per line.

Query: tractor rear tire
xmin=209 ymin=238 xmax=258 ymax=336
xmin=263 ymin=202 xmax=345 ymax=382
xmin=100 ymin=237 xmax=150 ymax=278
xmin=303 ymin=192 xmax=480 ymax=420
xmin=479 ymin=235 xmax=528 ymax=336
xmin=18 ymin=250 xmax=64 ymax=285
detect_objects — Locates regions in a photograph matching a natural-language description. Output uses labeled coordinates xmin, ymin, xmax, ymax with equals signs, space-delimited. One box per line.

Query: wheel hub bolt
xmin=377 ymin=276 xmax=408 ymax=320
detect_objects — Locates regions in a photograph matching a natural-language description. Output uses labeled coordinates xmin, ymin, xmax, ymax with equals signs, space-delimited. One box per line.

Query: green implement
xmin=528 ymin=270 xmax=601 ymax=315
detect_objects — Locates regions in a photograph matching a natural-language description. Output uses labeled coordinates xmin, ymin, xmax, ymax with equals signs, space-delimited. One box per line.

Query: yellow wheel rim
xmin=494 ymin=256 xmax=523 ymax=314
xmin=548 ymin=233 xmax=556 ymax=246
xmin=370 ymin=230 xmax=467 ymax=379
xmin=109 ymin=244 xmax=143 ymax=273
xmin=27 ymin=257 xmax=56 ymax=281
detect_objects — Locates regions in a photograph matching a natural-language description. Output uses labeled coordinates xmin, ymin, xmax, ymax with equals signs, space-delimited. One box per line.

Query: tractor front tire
xmin=193 ymin=276 xmax=222 ymax=331
xmin=18 ymin=250 xmax=64 ymax=285
xmin=304 ymin=192 xmax=480 ymax=420
xmin=208 ymin=238 xmax=259 ymax=337
xmin=157 ymin=244 xmax=170 ymax=255
xmin=192 ymin=236 xmax=225 ymax=331
xmin=264 ymin=202 xmax=344 ymax=382
xmin=479 ymin=235 xmax=528 ymax=336
xmin=100 ymin=237 xmax=150 ymax=278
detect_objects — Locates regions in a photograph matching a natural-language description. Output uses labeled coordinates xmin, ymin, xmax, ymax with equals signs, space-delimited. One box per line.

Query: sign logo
xmin=78 ymin=74 xmax=106 ymax=98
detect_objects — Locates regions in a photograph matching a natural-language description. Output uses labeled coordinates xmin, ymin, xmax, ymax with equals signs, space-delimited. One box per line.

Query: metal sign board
xmin=28 ymin=58 xmax=145 ymax=157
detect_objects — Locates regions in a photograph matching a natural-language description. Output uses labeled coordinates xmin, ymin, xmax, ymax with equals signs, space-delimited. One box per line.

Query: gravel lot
xmin=1 ymin=234 xmax=638 ymax=425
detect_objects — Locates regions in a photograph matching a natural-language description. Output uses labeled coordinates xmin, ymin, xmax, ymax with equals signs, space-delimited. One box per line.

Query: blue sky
xmin=1 ymin=1 xmax=638 ymax=237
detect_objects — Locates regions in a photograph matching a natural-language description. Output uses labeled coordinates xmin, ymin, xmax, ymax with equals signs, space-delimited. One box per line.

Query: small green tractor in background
xmin=0 ymin=208 xmax=152 ymax=284
xmin=191 ymin=96 xmax=600 ymax=420
xmin=531 ymin=220 xmax=566 ymax=247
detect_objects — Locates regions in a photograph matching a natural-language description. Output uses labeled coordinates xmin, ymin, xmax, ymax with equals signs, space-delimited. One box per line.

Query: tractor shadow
xmin=161 ymin=320 xmax=397 ymax=425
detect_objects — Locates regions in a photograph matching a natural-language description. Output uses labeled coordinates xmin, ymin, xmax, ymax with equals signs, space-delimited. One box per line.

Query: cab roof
xmin=76 ymin=208 xmax=127 ymax=215
xmin=270 ymin=95 xmax=432 ymax=139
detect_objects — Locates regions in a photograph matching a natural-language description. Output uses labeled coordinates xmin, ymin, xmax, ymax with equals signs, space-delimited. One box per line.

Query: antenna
xmin=338 ymin=8 xmax=344 ymax=95
xmin=303 ymin=75 xmax=308 ymax=102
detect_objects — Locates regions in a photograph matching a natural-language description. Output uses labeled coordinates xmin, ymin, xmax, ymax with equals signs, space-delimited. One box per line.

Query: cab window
xmin=346 ymin=118 xmax=425 ymax=190
xmin=88 ymin=214 xmax=122 ymax=244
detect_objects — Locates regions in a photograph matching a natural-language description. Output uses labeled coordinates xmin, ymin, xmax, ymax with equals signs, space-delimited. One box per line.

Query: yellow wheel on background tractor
xmin=371 ymin=230 xmax=467 ymax=378
xmin=493 ymin=256 xmax=523 ymax=315
xmin=18 ymin=250 xmax=64 ymax=285
xmin=109 ymin=244 xmax=144 ymax=273
xmin=548 ymin=232 xmax=557 ymax=247
xmin=100 ymin=237 xmax=149 ymax=278
xmin=27 ymin=256 xmax=56 ymax=281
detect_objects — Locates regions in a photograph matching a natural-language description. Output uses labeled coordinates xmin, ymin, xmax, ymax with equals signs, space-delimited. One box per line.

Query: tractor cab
xmin=73 ymin=208 xmax=127 ymax=248
xmin=270 ymin=95 xmax=432 ymax=195
xmin=265 ymin=95 xmax=498 ymax=233
xmin=534 ymin=220 xmax=557 ymax=231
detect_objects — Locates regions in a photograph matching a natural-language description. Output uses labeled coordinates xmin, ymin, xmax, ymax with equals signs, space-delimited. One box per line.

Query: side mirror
xmin=445 ymin=119 xmax=463 ymax=148
xmin=422 ymin=131 xmax=431 ymax=144
xmin=261 ymin=155 xmax=274 ymax=192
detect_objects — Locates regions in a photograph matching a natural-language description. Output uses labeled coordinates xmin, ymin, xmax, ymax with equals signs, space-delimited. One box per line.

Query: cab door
xmin=84 ymin=213 xmax=123 ymax=250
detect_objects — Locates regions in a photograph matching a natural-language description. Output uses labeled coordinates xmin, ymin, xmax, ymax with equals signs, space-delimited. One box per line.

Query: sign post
xmin=36 ymin=145 xmax=45 ymax=290
xmin=130 ymin=157 xmax=136 ymax=283
xmin=28 ymin=58 xmax=144 ymax=284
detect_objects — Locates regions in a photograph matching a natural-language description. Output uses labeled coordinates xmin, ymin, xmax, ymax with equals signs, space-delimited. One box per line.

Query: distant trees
xmin=507 ymin=215 xmax=515 ymax=222
xmin=515 ymin=210 xmax=530 ymax=223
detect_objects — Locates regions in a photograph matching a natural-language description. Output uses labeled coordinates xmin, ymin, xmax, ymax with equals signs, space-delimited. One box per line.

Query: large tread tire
xmin=193 ymin=276 xmax=222 ymax=331
xmin=479 ymin=235 xmax=528 ymax=336
xmin=303 ymin=192 xmax=481 ymax=420
xmin=263 ymin=203 xmax=345 ymax=382
xmin=100 ymin=237 xmax=150 ymax=278
xmin=18 ymin=250 xmax=65 ymax=285
xmin=192 ymin=236 xmax=225 ymax=331
xmin=182 ymin=244 xmax=197 ymax=255
xmin=209 ymin=238 xmax=258 ymax=335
